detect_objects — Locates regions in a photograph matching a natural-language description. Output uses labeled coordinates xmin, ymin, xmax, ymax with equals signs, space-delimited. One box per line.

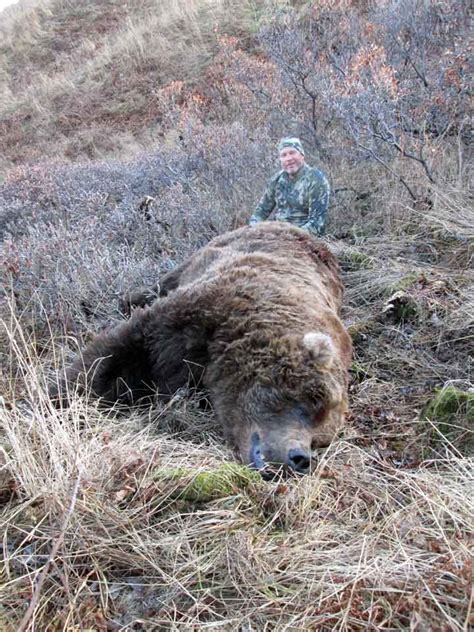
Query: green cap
xmin=278 ymin=137 xmax=305 ymax=156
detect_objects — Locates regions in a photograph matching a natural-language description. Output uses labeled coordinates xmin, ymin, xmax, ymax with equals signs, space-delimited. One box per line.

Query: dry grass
xmin=1 ymin=397 xmax=472 ymax=628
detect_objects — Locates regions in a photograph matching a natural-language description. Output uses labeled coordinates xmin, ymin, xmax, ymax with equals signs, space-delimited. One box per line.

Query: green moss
xmin=340 ymin=250 xmax=374 ymax=271
xmin=350 ymin=360 xmax=371 ymax=382
xmin=153 ymin=463 xmax=261 ymax=502
xmin=386 ymin=272 xmax=419 ymax=294
xmin=347 ymin=319 xmax=376 ymax=344
xmin=422 ymin=386 xmax=474 ymax=425
xmin=422 ymin=386 xmax=474 ymax=452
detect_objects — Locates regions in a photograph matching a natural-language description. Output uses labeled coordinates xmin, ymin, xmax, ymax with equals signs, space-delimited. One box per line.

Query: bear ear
xmin=303 ymin=332 xmax=335 ymax=368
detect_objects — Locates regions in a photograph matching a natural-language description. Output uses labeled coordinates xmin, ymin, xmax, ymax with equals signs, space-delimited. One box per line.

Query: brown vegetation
xmin=0 ymin=0 xmax=472 ymax=629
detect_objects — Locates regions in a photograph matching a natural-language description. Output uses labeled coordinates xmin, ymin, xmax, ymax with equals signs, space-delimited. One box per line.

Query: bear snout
xmin=248 ymin=431 xmax=312 ymax=476
xmin=287 ymin=448 xmax=311 ymax=474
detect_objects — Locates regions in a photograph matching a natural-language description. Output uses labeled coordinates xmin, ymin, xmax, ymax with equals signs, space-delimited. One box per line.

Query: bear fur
xmin=57 ymin=222 xmax=352 ymax=473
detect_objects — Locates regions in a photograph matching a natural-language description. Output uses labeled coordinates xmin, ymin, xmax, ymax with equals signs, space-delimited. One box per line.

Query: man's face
xmin=279 ymin=147 xmax=305 ymax=176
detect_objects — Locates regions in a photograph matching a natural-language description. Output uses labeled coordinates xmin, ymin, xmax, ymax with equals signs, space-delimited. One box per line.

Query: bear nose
xmin=287 ymin=449 xmax=311 ymax=474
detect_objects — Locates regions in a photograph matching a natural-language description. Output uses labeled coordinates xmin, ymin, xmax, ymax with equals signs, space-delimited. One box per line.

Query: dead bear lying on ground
xmin=56 ymin=222 xmax=352 ymax=474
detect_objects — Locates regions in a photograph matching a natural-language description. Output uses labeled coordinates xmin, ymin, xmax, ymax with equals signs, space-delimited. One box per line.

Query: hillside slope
xmin=0 ymin=0 xmax=260 ymax=172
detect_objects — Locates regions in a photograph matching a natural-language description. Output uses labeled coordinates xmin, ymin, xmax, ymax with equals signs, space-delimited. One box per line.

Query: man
xmin=249 ymin=137 xmax=330 ymax=236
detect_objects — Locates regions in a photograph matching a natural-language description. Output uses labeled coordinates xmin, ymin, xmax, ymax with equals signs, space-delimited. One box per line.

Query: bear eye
xmin=294 ymin=401 xmax=326 ymax=425
xmin=293 ymin=403 xmax=311 ymax=422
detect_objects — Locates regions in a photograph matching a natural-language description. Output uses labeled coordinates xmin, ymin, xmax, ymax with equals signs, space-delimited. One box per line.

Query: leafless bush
xmin=257 ymin=0 xmax=471 ymax=204
xmin=0 ymin=124 xmax=272 ymax=334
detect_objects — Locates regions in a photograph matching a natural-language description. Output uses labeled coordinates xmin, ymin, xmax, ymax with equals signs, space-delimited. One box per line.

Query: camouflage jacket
xmin=249 ymin=164 xmax=330 ymax=236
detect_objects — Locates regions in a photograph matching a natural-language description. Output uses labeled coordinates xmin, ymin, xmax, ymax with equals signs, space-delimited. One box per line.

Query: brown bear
xmin=57 ymin=222 xmax=352 ymax=474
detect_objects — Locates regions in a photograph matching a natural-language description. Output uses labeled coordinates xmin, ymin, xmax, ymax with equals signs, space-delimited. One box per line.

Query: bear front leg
xmin=51 ymin=309 xmax=156 ymax=406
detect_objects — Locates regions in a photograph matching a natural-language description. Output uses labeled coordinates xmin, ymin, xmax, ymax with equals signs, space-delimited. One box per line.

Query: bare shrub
xmin=1 ymin=122 xmax=272 ymax=334
xmin=255 ymin=0 xmax=471 ymax=210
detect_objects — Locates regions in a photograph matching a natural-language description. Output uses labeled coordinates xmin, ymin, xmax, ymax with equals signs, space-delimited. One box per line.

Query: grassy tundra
xmin=1 ymin=0 xmax=472 ymax=629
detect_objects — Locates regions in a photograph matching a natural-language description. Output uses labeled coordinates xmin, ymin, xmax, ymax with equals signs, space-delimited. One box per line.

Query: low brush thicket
xmin=1 ymin=0 xmax=472 ymax=629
